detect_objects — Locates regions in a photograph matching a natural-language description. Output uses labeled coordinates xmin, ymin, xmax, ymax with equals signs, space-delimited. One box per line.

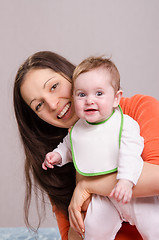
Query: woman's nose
xmin=45 ymin=95 xmax=59 ymax=110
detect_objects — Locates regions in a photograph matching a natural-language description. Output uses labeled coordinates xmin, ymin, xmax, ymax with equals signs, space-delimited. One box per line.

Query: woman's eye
xmin=35 ymin=102 xmax=43 ymax=111
xmin=51 ymin=83 xmax=59 ymax=91
xmin=78 ymin=92 xmax=86 ymax=97
xmin=96 ymin=91 xmax=103 ymax=96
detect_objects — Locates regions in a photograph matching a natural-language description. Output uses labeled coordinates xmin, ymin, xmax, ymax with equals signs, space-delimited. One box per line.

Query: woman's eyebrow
xmin=30 ymin=98 xmax=36 ymax=106
xmin=43 ymin=77 xmax=55 ymax=88
xmin=30 ymin=77 xmax=55 ymax=105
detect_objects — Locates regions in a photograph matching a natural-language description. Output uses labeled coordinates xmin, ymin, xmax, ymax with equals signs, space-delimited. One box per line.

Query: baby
xmin=42 ymin=56 xmax=144 ymax=204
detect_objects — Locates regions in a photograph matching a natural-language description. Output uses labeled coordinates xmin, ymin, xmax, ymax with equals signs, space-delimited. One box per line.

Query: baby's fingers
xmin=111 ymin=186 xmax=124 ymax=202
xmin=109 ymin=185 xmax=122 ymax=201
xmin=122 ymin=191 xmax=132 ymax=204
xmin=42 ymin=160 xmax=54 ymax=170
xmin=109 ymin=188 xmax=115 ymax=198
xmin=42 ymin=162 xmax=48 ymax=170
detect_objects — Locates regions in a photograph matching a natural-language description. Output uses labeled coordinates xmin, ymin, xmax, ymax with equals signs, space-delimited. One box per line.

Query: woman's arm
xmin=133 ymin=162 xmax=159 ymax=197
xmin=75 ymin=161 xmax=159 ymax=199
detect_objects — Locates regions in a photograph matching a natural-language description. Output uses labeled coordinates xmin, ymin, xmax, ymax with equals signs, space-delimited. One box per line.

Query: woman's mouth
xmin=57 ymin=103 xmax=71 ymax=119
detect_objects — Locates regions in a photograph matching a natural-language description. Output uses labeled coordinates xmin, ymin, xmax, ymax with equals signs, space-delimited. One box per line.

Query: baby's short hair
xmin=73 ymin=56 xmax=120 ymax=93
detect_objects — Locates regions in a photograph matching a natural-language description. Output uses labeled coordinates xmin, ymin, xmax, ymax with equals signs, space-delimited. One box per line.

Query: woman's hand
xmin=68 ymin=172 xmax=117 ymax=236
xmin=68 ymin=180 xmax=91 ymax=237
xmin=68 ymin=227 xmax=83 ymax=240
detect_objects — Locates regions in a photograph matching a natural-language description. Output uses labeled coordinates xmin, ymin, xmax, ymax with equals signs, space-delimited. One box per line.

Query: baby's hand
xmin=42 ymin=152 xmax=62 ymax=170
xmin=109 ymin=179 xmax=133 ymax=204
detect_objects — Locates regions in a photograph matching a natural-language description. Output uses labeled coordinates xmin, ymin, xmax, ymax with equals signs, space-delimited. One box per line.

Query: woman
xmin=13 ymin=51 xmax=159 ymax=240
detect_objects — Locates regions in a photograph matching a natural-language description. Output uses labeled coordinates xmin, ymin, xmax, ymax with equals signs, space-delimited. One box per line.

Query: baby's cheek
xmin=75 ymin=105 xmax=83 ymax=116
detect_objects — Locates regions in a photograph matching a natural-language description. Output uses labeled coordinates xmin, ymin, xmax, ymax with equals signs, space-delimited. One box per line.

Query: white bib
xmin=70 ymin=107 xmax=123 ymax=176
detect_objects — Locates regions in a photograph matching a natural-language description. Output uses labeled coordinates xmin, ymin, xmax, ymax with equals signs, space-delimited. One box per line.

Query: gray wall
xmin=0 ymin=0 xmax=159 ymax=228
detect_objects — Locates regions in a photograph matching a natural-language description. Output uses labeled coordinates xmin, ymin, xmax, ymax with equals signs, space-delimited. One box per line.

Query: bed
xmin=0 ymin=227 xmax=60 ymax=240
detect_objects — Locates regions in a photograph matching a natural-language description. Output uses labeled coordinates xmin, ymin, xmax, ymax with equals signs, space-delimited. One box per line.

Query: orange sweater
xmin=54 ymin=94 xmax=159 ymax=240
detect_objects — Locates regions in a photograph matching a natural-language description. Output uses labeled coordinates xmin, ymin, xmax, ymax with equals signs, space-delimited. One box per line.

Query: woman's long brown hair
xmin=13 ymin=51 xmax=76 ymax=229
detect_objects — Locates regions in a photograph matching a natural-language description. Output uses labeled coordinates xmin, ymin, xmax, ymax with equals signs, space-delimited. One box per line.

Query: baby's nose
xmin=86 ymin=96 xmax=94 ymax=104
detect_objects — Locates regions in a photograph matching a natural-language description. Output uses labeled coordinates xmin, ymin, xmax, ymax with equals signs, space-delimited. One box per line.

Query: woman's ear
xmin=113 ymin=90 xmax=123 ymax=108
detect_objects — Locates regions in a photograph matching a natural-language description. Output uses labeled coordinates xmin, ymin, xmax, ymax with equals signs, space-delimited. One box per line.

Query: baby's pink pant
xmin=84 ymin=194 xmax=159 ymax=240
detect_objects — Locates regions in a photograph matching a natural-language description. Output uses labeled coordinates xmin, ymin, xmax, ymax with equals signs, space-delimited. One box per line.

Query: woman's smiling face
xmin=20 ymin=68 xmax=78 ymax=128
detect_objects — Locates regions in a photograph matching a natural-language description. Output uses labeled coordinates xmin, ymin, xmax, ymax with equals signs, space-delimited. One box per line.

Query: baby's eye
xmin=96 ymin=91 xmax=103 ymax=96
xmin=35 ymin=102 xmax=43 ymax=112
xmin=78 ymin=92 xmax=86 ymax=97
xmin=51 ymin=83 xmax=59 ymax=91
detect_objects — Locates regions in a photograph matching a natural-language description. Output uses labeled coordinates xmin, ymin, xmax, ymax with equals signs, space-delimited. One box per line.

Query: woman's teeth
xmin=58 ymin=103 xmax=71 ymax=119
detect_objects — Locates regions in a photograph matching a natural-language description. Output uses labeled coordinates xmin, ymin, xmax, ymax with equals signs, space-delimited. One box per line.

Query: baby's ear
xmin=113 ymin=90 xmax=123 ymax=108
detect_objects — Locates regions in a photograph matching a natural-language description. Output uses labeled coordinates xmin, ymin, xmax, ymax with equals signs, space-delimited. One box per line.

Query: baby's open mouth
xmin=57 ymin=103 xmax=71 ymax=119
xmin=85 ymin=109 xmax=97 ymax=112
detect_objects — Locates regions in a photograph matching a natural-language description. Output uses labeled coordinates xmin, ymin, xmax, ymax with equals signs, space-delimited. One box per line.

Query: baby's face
xmin=73 ymin=68 xmax=118 ymax=123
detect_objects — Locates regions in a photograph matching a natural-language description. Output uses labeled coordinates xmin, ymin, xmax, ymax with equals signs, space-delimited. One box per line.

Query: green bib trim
xmin=69 ymin=105 xmax=124 ymax=176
